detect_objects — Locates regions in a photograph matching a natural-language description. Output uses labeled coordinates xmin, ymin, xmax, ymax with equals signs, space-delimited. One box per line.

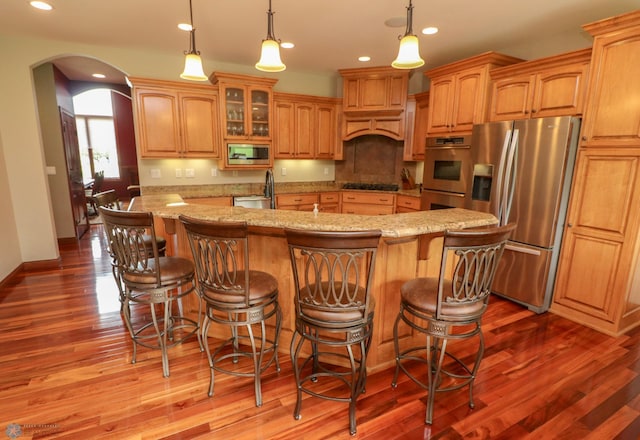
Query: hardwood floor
xmin=0 ymin=225 xmax=638 ymax=439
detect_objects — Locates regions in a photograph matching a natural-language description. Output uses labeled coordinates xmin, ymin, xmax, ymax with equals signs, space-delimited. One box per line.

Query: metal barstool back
xmin=285 ymin=228 xmax=382 ymax=435
xmin=179 ymin=215 xmax=282 ymax=407
xmin=392 ymin=223 xmax=516 ymax=424
xmin=100 ymin=207 xmax=202 ymax=377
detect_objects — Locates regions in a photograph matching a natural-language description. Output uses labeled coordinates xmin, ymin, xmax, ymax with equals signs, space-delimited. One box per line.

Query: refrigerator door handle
xmin=505 ymin=243 xmax=541 ymax=256
xmin=502 ymin=129 xmax=519 ymax=225
xmin=495 ymin=130 xmax=512 ymax=221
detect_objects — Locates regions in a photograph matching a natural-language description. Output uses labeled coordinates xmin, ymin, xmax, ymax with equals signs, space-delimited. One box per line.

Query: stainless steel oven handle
xmin=505 ymin=243 xmax=541 ymax=256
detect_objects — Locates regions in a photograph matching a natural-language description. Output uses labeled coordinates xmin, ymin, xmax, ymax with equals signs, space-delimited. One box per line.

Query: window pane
xmin=76 ymin=117 xmax=93 ymax=183
xmin=87 ymin=118 xmax=120 ymax=178
xmin=73 ymin=89 xmax=113 ymax=116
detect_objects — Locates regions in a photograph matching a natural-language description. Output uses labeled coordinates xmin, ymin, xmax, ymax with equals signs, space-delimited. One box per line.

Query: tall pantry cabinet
xmin=551 ymin=11 xmax=640 ymax=336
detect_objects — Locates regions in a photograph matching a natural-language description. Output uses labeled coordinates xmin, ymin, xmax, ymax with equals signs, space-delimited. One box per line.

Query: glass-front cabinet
xmin=211 ymin=72 xmax=278 ymax=142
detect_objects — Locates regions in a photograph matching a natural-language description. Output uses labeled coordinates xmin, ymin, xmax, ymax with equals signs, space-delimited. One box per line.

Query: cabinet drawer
xmin=320 ymin=192 xmax=340 ymax=204
xmin=396 ymin=195 xmax=421 ymax=211
xmin=276 ymin=193 xmax=319 ymax=209
xmin=341 ymin=191 xmax=396 ymax=206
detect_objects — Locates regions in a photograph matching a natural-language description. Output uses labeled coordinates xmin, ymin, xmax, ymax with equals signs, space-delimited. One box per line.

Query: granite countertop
xmin=130 ymin=194 xmax=497 ymax=238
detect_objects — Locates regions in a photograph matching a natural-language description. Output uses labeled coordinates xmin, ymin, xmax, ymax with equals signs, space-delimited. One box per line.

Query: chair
xmin=180 ymin=215 xmax=282 ymax=407
xmin=285 ymin=228 xmax=382 ymax=435
xmin=100 ymin=207 xmax=202 ymax=377
xmin=95 ymin=191 xmax=166 ymax=308
xmin=391 ymin=223 xmax=516 ymax=424
xmin=85 ymin=170 xmax=105 ymax=216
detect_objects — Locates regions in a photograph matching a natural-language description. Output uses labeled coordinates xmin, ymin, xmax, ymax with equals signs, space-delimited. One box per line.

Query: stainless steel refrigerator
xmin=465 ymin=116 xmax=581 ymax=313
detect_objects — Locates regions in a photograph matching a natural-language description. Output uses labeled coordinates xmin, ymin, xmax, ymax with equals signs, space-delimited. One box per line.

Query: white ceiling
xmin=1 ymin=0 xmax=638 ymax=85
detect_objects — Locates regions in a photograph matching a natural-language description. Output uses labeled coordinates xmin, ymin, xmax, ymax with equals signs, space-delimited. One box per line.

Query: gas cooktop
xmin=342 ymin=183 xmax=399 ymax=191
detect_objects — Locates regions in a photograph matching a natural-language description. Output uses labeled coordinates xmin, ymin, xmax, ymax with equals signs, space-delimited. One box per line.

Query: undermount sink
xmin=233 ymin=195 xmax=272 ymax=209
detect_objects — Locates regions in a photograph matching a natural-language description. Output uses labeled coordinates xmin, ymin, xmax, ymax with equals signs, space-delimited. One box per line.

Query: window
xmin=73 ymin=89 xmax=120 ymax=181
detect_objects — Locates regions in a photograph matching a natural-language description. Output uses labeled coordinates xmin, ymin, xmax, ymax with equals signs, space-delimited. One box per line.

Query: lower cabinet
xmin=319 ymin=192 xmax=340 ymax=213
xmin=551 ymin=148 xmax=640 ymax=336
xmin=396 ymin=194 xmax=421 ymax=213
xmin=276 ymin=193 xmax=319 ymax=211
xmin=341 ymin=191 xmax=396 ymax=215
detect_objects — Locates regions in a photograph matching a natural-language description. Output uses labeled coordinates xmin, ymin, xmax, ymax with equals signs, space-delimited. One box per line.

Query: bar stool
xmin=180 ymin=215 xmax=282 ymax=407
xmin=391 ymin=223 xmax=515 ymax=424
xmin=285 ymin=228 xmax=382 ymax=435
xmin=96 ymin=193 xmax=166 ymax=309
xmin=100 ymin=207 xmax=202 ymax=377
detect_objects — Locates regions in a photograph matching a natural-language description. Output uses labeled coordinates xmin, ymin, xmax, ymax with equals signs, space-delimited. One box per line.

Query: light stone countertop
xmin=130 ymin=194 xmax=498 ymax=238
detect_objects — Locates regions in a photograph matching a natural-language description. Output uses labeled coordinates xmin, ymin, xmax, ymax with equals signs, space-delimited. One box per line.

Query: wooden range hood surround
xmin=339 ymin=66 xmax=410 ymax=141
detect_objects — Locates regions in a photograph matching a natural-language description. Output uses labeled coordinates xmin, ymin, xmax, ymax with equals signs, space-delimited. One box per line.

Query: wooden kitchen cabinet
xmin=341 ymin=191 xmax=395 ymax=215
xmin=130 ymin=78 xmax=221 ymax=158
xmin=404 ymin=92 xmax=429 ymax=161
xmin=273 ymin=93 xmax=340 ymax=159
xmin=276 ymin=193 xmax=319 ymax=211
xmin=210 ymin=72 xmax=277 ymax=142
xmin=550 ymin=11 xmax=640 ymax=337
xmin=319 ymin=192 xmax=340 ymax=213
xmin=424 ymin=52 xmax=522 ymax=136
xmin=339 ymin=66 xmax=409 ymax=141
xmin=578 ymin=15 xmax=640 ymax=148
xmin=488 ymin=48 xmax=590 ymax=121
xmin=396 ymin=194 xmax=421 ymax=213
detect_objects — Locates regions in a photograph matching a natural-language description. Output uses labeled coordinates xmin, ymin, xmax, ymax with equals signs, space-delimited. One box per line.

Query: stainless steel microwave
xmin=226 ymin=143 xmax=271 ymax=166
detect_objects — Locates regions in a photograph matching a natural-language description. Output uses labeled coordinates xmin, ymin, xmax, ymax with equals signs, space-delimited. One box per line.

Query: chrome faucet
xmin=264 ymin=168 xmax=275 ymax=209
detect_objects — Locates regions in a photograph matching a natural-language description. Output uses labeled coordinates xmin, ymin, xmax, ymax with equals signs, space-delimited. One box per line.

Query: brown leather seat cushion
xmin=142 ymin=234 xmax=166 ymax=251
xmin=122 ymin=256 xmax=194 ymax=285
xmin=298 ymin=282 xmax=375 ymax=324
xmin=203 ymin=270 xmax=278 ymax=306
xmin=401 ymin=277 xmax=485 ymax=321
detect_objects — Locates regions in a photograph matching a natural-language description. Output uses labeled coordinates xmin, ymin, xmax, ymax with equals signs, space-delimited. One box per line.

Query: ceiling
xmin=1 ymin=0 xmax=638 ymax=85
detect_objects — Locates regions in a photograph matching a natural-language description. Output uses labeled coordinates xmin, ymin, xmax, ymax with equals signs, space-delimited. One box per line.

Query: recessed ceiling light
xmin=422 ymin=27 xmax=439 ymax=35
xmin=178 ymin=23 xmax=192 ymax=31
xmin=92 ymin=73 xmax=106 ymax=79
xmin=30 ymin=1 xmax=53 ymax=11
xmin=281 ymin=42 xmax=295 ymax=49
xmin=358 ymin=56 xmax=371 ymax=62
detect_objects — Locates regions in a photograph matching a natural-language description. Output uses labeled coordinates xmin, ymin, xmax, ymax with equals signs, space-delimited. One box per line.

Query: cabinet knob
xmin=567 ymin=223 xmax=573 ymax=228
xmin=531 ymin=109 xmax=537 ymax=113
xmin=581 ymin=136 xmax=587 ymax=141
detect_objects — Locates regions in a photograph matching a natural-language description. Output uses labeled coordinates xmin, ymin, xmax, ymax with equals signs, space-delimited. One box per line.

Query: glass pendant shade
xmin=392 ymin=34 xmax=424 ymax=69
xmin=180 ymin=53 xmax=208 ymax=81
xmin=256 ymin=39 xmax=286 ymax=72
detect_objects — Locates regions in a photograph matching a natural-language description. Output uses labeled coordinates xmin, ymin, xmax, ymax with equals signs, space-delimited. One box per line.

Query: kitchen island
xmin=130 ymin=194 xmax=498 ymax=371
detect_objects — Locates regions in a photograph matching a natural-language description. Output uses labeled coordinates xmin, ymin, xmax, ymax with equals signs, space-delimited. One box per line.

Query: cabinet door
xmin=343 ymin=78 xmax=360 ymax=111
xmin=179 ymin=92 xmax=220 ymax=158
xmin=360 ymin=76 xmax=388 ymax=110
xmin=451 ymin=67 xmax=487 ymax=133
xmin=316 ymin=103 xmax=337 ymax=159
xmin=580 ymin=28 xmax=640 ymax=147
xmin=135 ymin=88 xmax=181 ymax=157
xmin=250 ymin=87 xmax=272 ymax=140
xmin=273 ymin=100 xmax=295 ymax=158
xmin=553 ymin=149 xmax=640 ymax=327
xmin=294 ymin=103 xmax=315 ymax=158
xmin=406 ymin=93 xmax=428 ymax=160
xmin=532 ymin=63 xmax=588 ymax=118
xmin=489 ymin=75 xmax=535 ymax=121
xmin=427 ymin=77 xmax=454 ymax=134
xmin=221 ymin=86 xmax=246 ymax=138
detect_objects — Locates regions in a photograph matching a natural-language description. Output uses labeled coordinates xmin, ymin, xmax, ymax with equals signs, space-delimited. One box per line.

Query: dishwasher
xmin=233 ymin=195 xmax=272 ymax=209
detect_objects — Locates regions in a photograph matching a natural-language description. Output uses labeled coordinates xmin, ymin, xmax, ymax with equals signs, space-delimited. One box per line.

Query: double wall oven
xmin=421 ymin=135 xmax=472 ymax=210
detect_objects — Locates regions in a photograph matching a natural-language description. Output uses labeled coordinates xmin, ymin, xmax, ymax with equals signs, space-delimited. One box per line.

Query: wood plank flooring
xmin=0 ymin=225 xmax=639 ymax=439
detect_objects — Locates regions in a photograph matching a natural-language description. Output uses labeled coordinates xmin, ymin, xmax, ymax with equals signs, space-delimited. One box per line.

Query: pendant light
xmin=255 ymin=0 xmax=286 ymax=72
xmin=180 ymin=0 xmax=208 ymax=81
xmin=392 ymin=0 xmax=425 ymax=69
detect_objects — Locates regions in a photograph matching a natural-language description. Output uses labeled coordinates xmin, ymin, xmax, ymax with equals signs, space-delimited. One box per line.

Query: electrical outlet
xmin=185 ymin=168 xmax=195 ymax=178
xmin=281 ymin=167 xmax=287 ymax=176
xmin=150 ymin=168 xmax=161 ymax=178
xmin=324 ymin=167 xmax=329 ymax=176
xmin=211 ymin=168 xmax=218 ymax=177
xmin=232 ymin=170 xmax=238 ymax=177
xmin=175 ymin=168 xmax=183 ymax=178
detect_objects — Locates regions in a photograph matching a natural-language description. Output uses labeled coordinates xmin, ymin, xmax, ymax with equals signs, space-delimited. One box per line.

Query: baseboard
xmin=0 ymin=264 xmax=24 ymax=290
xmin=21 ymin=258 xmax=62 ymax=272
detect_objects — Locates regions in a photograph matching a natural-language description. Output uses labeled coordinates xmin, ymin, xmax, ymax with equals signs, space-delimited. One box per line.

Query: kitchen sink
xmin=233 ymin=195 xmax=272 ymax=209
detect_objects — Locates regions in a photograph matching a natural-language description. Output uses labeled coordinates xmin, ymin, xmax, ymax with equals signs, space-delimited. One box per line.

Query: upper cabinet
xmin=579 ymin=14 xmax=640 ymax=148
xmin=488 ymin=49 xmax=591 ymax=121
xmin=404 ymin=92 xmax=429 ymax=161
xmin=130 ymin=77 xmax=221 ymax=159
xmin=210 ymin=72 xmax=278 ymax=143
xmin=339 ymin=66 xmax=409 ymax=141
xmin=273 ymin=93 xmax=341 ymax=159
xmin=424 ymin=52 xmax=523 ymax=136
